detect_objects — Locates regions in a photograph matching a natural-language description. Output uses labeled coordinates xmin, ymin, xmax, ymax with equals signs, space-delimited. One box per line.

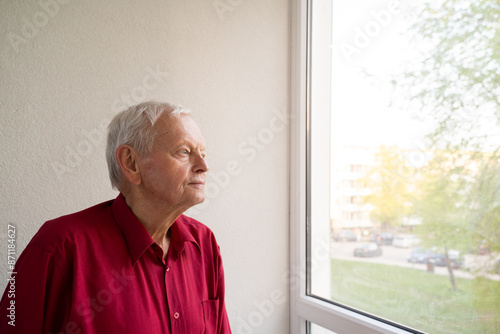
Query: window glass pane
xmin=309 ymin=322 xmax=338 ymax=334
xmin=309 ymin=0 xmax=334 ymax=299
xmin=311 ymin=0 xmax=500 ymax=333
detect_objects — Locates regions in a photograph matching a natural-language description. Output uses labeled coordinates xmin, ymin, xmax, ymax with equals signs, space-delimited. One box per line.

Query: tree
xmin=414 ymin=149 xmax=476 ymax=290
xmin=363 ymin=146 xmax=415 ymax=231
xmin=467 ymin=151 xmax=500 ymax=254
xmin=390 ymin=0 xmax=500 ymax=289
xmin=395 ymin=0 xmax=500 ymax=152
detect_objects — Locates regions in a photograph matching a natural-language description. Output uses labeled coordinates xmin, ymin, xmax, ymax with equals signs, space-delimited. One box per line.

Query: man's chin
xmin=188 ymin=195 xmax=206 ymax=207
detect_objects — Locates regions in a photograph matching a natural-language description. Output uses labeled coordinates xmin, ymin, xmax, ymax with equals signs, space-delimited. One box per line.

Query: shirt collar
xmin=112 ymin=194 xmax=155 ymax=267
xmin=168 ymin=215 xmax=201 ymax=261
xmin=111 ymin=194 xmax=201 ymax=266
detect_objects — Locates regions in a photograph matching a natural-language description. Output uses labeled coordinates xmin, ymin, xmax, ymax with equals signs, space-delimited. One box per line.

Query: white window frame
xmin=289 ymin=1 xmax=424 ymax=333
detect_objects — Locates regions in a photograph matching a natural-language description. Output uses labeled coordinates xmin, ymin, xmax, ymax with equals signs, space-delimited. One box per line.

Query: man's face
xmin=137 ymin=114 xmax=209 ymax=211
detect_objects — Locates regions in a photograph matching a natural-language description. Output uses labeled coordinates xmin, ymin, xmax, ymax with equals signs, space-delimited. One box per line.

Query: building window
xmin=291 ymin=0 xmax=500 ymax=333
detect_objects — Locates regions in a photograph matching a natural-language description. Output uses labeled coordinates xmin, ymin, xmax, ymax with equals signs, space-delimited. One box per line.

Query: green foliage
xmin=468 ymin=154 xmax=500 ymax=253
xmin=354 ymin=0 xmax=499 ymax=294
xmin=398 ymin=0 xmax=500 ymax=151
xmin=387 ymin=0 xmax=500 ymax=283
xmin=414 ymin=149 xmax=476 ymax=252
xmin=362 ymin=146 xmax=415 ymax=230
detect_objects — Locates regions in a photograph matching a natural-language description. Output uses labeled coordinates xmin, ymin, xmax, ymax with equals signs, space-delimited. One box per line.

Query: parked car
xmin=392 ymin=235 xmax=421 ymax=248
xmin=333 ymin=229 xmax=358 ymax=242
xmin=407 ymin=247 xmax=435 ymax=264
xmin=428 ymin=250 xmax=463 ymax=268
xmin=353 ymin=243 xmax=382 ymax=257
xmin=370 ymin=232 xmax=394 ymax=245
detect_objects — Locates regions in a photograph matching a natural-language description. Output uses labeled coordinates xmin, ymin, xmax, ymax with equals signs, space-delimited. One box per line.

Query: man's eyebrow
xmin=171 ymin=140 xmax=206 ymax=150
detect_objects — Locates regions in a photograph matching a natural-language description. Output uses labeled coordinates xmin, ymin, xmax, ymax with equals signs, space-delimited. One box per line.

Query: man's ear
xmin=115 ymin=145 xmax=142 ymax=186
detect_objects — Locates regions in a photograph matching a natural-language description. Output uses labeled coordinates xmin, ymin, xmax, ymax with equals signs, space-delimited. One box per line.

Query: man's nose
xmin=193 ymin=153 xmax=209 ymax=173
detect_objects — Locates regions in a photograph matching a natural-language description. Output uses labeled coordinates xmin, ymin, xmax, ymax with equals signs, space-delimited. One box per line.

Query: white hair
xmin=106 ymin=101 xmax=191 ymax=191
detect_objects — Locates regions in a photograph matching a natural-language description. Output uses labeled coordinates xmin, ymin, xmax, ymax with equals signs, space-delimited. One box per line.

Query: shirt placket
xmin=150 ymin=244 xmax=176 ymax=333
xmin=164 ymin=251 xmax=185 ymax=333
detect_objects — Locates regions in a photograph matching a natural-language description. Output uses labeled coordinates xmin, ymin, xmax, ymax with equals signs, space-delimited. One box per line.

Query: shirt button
xmin=173 ymin=312 xmax=180 ymax=319
xmin=166 ymin=267 xmax=170 ymax=272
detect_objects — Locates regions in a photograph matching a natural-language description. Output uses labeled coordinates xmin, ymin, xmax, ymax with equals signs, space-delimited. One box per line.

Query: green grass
xmin=330 ymin=259 xmax=500 ymax=334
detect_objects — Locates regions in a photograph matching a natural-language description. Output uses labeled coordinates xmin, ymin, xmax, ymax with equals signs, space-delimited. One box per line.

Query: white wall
xmin=0 ymin=1 xmax=290 ymax=332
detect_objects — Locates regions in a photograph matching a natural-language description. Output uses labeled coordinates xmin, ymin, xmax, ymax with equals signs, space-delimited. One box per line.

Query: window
xmin=308 ymin=322 xmax=338 ymax=334
xmin=291 ymin=0 xmax=500 ymax=333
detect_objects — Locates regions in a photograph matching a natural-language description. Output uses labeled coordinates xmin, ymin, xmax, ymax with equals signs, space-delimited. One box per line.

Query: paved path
xmin=330 ymin=240 xmax=500 ymax=281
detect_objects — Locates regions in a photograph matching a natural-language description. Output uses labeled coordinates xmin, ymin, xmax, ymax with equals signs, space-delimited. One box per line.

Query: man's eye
xmin=201 ymin=153 xmax=206 ymax=159
xmin=180 ymin=149 xmax=189 ymax=154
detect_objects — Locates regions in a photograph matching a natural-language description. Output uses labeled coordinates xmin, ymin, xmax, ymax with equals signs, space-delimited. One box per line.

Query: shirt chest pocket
xmin=202 ymin=299 xmax=219 ymax=334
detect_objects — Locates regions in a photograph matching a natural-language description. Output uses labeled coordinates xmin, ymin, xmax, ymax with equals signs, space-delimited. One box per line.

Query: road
xmin=330 ymin=240 xmax=500 ymax=281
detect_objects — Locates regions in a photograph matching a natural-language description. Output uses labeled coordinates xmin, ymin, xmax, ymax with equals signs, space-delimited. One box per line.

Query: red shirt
xmin=0 ymin=194 xmax=231 ymax=333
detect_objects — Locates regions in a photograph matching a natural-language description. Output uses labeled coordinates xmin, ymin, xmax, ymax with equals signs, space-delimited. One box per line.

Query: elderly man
xmin=0 ymin=101 xmax=231 ymax=333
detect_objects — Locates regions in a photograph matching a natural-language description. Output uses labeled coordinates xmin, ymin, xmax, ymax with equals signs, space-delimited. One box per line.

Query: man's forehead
xmin=155 ymin=114 xmax=205 ymax=143
xmin=155 ymin=114 xmax=192 ymax=131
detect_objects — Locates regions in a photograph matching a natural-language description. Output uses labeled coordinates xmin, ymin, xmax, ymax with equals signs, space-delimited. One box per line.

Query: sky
xmin=329 ymin=0 xmax=500 ymax=153
xmin=330 ymin=0 xmax=431 ymax=151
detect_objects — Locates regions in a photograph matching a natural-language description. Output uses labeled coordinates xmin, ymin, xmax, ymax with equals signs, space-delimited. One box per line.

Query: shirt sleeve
xmin=216 ymin=246 xmax=232 ymax=334
xmin=0 ymin=239 xmax=70 ymax=334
